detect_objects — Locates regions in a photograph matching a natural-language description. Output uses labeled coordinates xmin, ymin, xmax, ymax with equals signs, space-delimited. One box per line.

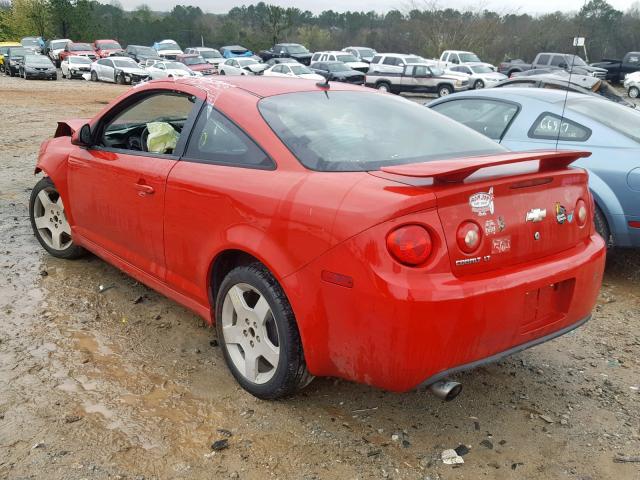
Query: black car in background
xmin=4 ymin=47 xmax=27 ymax=76
xmin=126 ymin=45 xmax=162 ymax=64
xmin=19 ymin=55 xmax=57 ymax=80
xmin=310 ymin=61 xmax=365 ymax=84
xmin=259 ymin=43 xmax=312 ymax=65
xmin=591 ymin=52 xmax=640 ymax=83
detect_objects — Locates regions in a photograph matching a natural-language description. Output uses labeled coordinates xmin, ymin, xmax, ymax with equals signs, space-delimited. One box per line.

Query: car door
xmin=66 ymin=88 xmax=204 ymax=279
xmin=163 ymin=102 xmax=276 ymax=304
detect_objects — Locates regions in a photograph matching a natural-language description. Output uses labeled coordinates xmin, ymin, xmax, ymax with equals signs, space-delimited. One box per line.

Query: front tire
xmin=438 ymin=84 xmax=453 ymax=97
xmin=91 ymin=70 xmax=98 ymax=82
xmin=629 ymin=86 xmax=639 ymax=98
xmin=29 ymin=177 xmax=85 ymax=259
xmin=216 ymin=263 xmax=312 ymax=399
xmin=376 ymin=82 xmax=391 ymax=93
xmin=116 ymin=72 xmax=125 ymax=84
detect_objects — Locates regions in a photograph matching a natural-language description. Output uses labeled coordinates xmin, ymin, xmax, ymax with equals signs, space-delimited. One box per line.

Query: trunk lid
xmin=379 ymin=150 xmax=592 ymax=276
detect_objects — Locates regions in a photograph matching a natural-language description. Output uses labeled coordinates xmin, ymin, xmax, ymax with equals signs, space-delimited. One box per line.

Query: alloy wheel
xmin=32 ymin=187 xmax=73 ymax=251
xmin=221 ymin=283 xmax=280 ymax=384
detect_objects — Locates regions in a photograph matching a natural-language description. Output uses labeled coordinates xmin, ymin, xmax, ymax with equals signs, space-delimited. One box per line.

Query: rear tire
xmin=629 ymin=86 xmax=639 ymax=99
xmin=594 ymin=204 xmax=611 ymax=248
xmin=474 ymin=79 xmax=485 ymax=89
xmin=216 ymin=263 xmax=312 ymax=399
xmin=438 ymin=84 xmax=453 ymax=97
xmin=376 ymin=82 xmax=391 ymax=93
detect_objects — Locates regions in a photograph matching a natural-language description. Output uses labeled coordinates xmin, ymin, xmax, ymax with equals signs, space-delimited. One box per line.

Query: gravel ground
xmin=0 ymin=74 xmax=638 ymax=480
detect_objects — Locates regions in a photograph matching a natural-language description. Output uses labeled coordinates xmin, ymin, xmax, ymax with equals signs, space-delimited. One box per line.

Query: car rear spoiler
xmin=380 ymin=150 xmax=591 ymax=183
xmin=54 ymin=118 xmax=89 ymax=138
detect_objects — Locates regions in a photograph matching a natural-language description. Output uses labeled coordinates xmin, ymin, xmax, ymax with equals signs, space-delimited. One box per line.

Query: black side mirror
xmin=559 ymin=62 xmax=567 ymax=69
xmin=72 ymin=124 xmax=93 ymax=147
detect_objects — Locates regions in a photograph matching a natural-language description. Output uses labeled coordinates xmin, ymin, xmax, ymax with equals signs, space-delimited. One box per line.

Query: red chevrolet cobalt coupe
xmin=30 ymin=77 xmax=605 ymax=399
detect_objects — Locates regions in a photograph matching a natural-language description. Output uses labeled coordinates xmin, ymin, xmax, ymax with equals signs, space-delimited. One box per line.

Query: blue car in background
xmin=219 ymin=45 xmax=254 ymax=58
xmin=428 ymin=88 xmax=640 ymax=248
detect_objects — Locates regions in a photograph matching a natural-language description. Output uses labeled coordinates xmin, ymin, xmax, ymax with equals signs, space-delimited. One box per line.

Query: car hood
xmin=70 ymin=50 xmax=95 ymax=55
xmin=165 ymin=69 xmax=194 ymax=76
xmin=244 ymin=63 xmax=267 ymax=73
xmin=480 ymin=72 xmax=507 ymax=81
xmin=291 ymin=53 xmax=312 ymax=59
xmin=299 ymin=73 xmax=325 ymax=80
xmin=100 ymin=49 xmax=124 ymax=55
xmin=206 ymin=58 xmax=225 ymax=65
xmin=157 ymin=50 xmax=183 ymax=56
xmin=119 ymin=66 xmax=148 ymax=74
xmin=468 ymin=61 xmax=495 ymax=70
xmin=345 ymin=61 xmax=369 ymax=69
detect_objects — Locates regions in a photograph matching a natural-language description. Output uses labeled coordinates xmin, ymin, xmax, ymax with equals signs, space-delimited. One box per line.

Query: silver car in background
xmin=448 ymin=62 xmax=507 ymax=89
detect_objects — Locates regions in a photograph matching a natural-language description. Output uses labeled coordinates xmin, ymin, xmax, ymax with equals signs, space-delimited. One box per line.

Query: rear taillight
xmin=576 ymin=199 xmax=588 ymax=227
xmin=456 ymin=221 xmax=482 ymax=253
xmin=386 ymin=225 xmax=432 ymax=266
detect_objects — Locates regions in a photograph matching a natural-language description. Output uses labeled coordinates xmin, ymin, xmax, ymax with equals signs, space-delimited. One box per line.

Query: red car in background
xmin=30 ymin=77 xmax=605 ymax=400
xmin=59 ymin=42 xmax=96 ymax=62
xmin=93 ymin=39 xmax=125 ymax=58
xmin=176 ymin=54 xmax=216 ymax=75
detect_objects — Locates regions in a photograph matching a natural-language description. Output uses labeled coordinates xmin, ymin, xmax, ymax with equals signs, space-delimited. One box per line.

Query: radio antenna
xmin=556 ymin=0 xmax=589 ymax=150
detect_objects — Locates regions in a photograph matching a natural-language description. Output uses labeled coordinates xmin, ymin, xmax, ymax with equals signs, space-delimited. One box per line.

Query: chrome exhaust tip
xmin=429 ymin=380 xmax=462 ymax=401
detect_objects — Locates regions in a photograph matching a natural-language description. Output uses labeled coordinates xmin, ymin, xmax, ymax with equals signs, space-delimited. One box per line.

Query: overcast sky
xmin=120 ymin=0 xmax=638 ymax=14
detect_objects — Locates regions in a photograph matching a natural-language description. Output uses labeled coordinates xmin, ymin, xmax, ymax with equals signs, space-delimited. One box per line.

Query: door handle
xmin=134 ymin=182 xmax=154 ymax=196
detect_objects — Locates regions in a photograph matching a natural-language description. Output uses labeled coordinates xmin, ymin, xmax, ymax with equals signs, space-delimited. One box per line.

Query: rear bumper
xmin=284 ymin=212 xmax=606 ymax=392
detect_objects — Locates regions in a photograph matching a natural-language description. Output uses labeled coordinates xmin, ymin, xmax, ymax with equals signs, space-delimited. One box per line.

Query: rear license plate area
xmin=520 ymin=279 xmax=575 ymax=334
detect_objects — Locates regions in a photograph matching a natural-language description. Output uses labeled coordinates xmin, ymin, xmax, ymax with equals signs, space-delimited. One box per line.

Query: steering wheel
xmin=140 ymin=126 xmax=150 ymax=152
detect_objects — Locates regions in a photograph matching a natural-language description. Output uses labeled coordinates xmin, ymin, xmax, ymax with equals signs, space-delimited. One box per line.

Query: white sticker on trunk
xmin=469 ymin=187 xmax=494 ymax=216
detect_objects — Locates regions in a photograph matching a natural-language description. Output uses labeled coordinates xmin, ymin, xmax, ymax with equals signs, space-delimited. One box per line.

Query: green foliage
xmin=1 ymin=0 xmax=638 ymax=64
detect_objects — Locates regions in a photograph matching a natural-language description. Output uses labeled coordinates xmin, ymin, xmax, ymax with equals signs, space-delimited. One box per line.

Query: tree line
xmin=1 ymin=0 xmax=639 ymax=64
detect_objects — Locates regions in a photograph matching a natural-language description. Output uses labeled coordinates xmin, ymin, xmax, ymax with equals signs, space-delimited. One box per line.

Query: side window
xmin=184 ymin=105 xmax=273 ymax=169
xmin=383 ymin=56 xmax=396 ymax=65
xmin=627 ymin=55 xmax=639 ymax=64
xmin=311 ymin=53 xmax=319 ymax=61
xmin=272 ymin=65 xmax=282 ymax=73
xmin=451 ymin=54 xmax=460 ymax=64
xmin=463 ymin=67 xmax=472 ymax=75
xmin=100 ymin=92 xmax=196 ymax=153
xmin=443 ymin=52 xmax=450 ymax=61
xmin=537 ymin=54 xmax=551 ymax=65
xmin=371 ymin=55 xmax=382 ymax=64
xmin=158 ymin=63 xmax=166 ymax=70
xmin=282 ymin=65 xmax=291 ymax=74
xmin=432 ymin=99 xmax=520 ymax=141
xmin=528 ymin=113 xmax=591 ymax=141
xmin=414 ymin=65 xmax=428 ymax=76
xmin=329 ymin=55 xmax=335 ymax=61
xmin=550 ymin=55 xmax=565 ymax=67
xmin=405 ymin=65 xmax=415 ymax=75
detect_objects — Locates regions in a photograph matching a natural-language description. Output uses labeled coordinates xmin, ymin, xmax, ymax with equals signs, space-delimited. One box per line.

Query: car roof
xmin=95 ymin=39 xmax=118 ymax=43
xmin=436 ymin=87 xmax=586 ymax=105
xmin=276 ymin=43 xmax=301 ymax=46
xmin=174 ymin=76 xmax=365 ymax=98
xmin=379 ymin=53 xmax=419 ymax=58
xmin=445 ymin=50 xmax=473 ymax=54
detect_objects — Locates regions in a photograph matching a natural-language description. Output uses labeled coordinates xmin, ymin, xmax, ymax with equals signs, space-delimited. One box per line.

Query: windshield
xmin=98 ymin=41 xmax=121 ymax=50
xmin=568 ymin=97 xmax=640 ymax=143
xmin=200 ymin=49 xmax=222 ymax=58
xmin=471 ymin=65 xmax=493 ymax=74
xmin=183 ymin=56 xmax=206 ymax=65
xmin=164 ymin=62 xmax=189 ymax=71
xmin=9 ymin=48 xmax=26 ymax=57
xmin=565 ymin=55 xmax=587 ymax=67
xmin=156 ymin=42 xmax=180 ymax=51
xmin=51 ymin=40 xmax=68 ymax=49
xmin=290 ymin=65 xmax=312 ymax=75
xmin=429 ymin=67 xmax=445 ymax=76
xmin=327 ymin=63 xmax=350 ymax=72
xmin=286 ymin=45 xmax=308 ymax=54
xmin=357 ymin=48 xmax=376 ymax=57
xmin=459 ymin=52 xmax=481 ymax=63
xmin=26 ymin=56 xmax=52 ymax=66
xmin=70 ymin=56 xmax=92 ymax=64
xmin=113 ymin=58 xmax=138 ymax=68
xmin=403 ymin=56 xmax=422 ymax=64
xmin=70 ymin=43 xmax=92 ymax=51
xmin=21 ymin=38 xmax=39 ymax=47
xmin=136 ymin=46 xmax=156 ymax=55
xmin=226 ymin=46 xmax=247 ymax=52
xmin=259 ymin=91 xmax=504 ymax=171
xmin=337 ymin=54 xmax=358 ymax=63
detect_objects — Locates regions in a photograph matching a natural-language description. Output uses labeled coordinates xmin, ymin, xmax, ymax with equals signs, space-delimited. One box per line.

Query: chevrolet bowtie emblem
xmin=525 ymin=208 xmax=546 ymax=223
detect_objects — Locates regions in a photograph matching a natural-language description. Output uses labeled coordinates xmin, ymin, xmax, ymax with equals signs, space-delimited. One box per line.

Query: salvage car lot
xmin=0 ymin=75 xmax=638 ymax=479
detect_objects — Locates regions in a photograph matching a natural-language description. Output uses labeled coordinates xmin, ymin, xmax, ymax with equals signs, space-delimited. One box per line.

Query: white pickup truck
xmin=434 ymin=50 xmax=496 ymax=71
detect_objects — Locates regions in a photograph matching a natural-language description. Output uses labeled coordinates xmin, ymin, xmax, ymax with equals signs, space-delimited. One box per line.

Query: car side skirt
xmin=417 ymin=314 xmax=590 ymax=389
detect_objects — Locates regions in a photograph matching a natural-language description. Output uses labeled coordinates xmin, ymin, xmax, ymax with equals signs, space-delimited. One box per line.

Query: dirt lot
xmin=0 ymin=75 xmax=638 ymax=480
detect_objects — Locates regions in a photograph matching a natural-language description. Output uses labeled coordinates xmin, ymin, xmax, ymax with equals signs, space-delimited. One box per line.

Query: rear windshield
xmin=200 ymin=49 xmax=222 ymax=58
xmin=259 ymin=91 xmax=505 ymax=172
xmin=98 ymin=41 xmax=121 ymax=49
xmin=51 ymin=40 xmax=69 ymax=49
xmin=336 ymin=54 xmax=357 ymax=63
xmin=183 ymin=56 xmax=206 ymax=65
xmin=156 ymin=42 xmax=180 ymax=51
xmin=567 ymin=97 xmax=640 ymax=143
xmin=70 ymin=43 xmax=92 ymax=51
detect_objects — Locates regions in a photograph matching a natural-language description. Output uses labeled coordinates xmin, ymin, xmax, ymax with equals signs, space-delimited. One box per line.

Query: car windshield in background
xmin=165 ymin=62 xmax=189 ymax=70
xmin=21 ymin=39 xmax=39 ymax=47
xmin=70 ymin=44 xmax=92 ymax=51
xmin=136 ymin=47 xmax=157 ymax=55
xmin=200 ymin=50 xmax=222 ymax=58
xmin=565 ymin=55 xmax=587 ymax=67
xmin=459 ymin=53 xmax=481 ymax=62
xmin=259 ymin=91 xmax=505 ymax=172
xmin=290 ymin=65 xmax=312 ymax=75
xmin=113 ymin=58 xmax=138 ymax=68
xmin=70 ymin=56 xmax=92 ymax=64
xmin=286 ymin=45 xmax=308 ymax=54
xmin=184 ymin=56 xmax=206 ymax=65
xmin=327 ymin=63 xmax=350 ymax=72
xmin=337 ymin=54 xmax=358 ymax=63
xmin=51 ymin=41 xmax=68 ymax=49
xmin=429 ymin=67 xmax=444 ymax=76
xmin=157 ymin=42 xmax=180 ymax=51
xmin=404 ymin=56 xmax=422 ymax=64
xmin=357 ymin=48 xmax=376 ymax=57
xmin=99 ymin=42 xmax=121 ymax=49
xmin=9 ymin=48 xmax=27 ymax=57
xmin=471 ymin=65 xmax=493 ymax=74
xmin=567 ymin=97 xmax=640 ymax=143
xmin=26 ymin=56 xmax=52 ymax=66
